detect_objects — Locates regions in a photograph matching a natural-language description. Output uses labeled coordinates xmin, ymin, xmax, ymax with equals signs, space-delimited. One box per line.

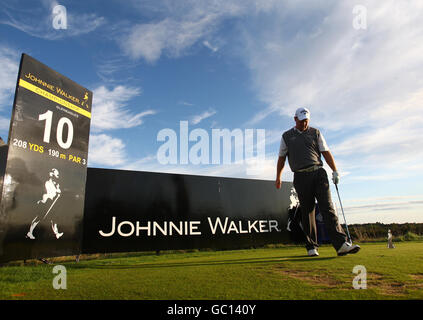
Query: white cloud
xmin=123 ymin=148 xmax=288 ymax=182
xmin=191 ymin=109 xmax=216 ymax=125
xmin=88 ymin=134 xmax=127 ymax=167
xmin=203 ymin=40 xmax=218 ymax=52
xmin=120 ymin=0 xmax=250 ymax=62
xmin=0 ymin=45 xmax=20 ymax=137
xmin=329 ymin=87 xmax=423 ymax=179
xmin=0 ymin=46 xmax=19 ymax=108
xmin=223 ymin=1 xmax=423 ymax=184
xmin=1 ymin=1 xmax=105 ymax=40
xmin=341 ymin=195 xmax=423 ymax=224
xmin=91 ymin=85 xmax=156 ymax=132
xmin=122 ymin=16 xmax=217 ymax=63
xmin=121 ymin=154 xmax=158 ymax=172
xmin=240 ymin=1 xmax=423 ymax=130
xmin=95 ymin=56 xmax=140 ymax=83
xmin=178 ymin=101 xmax=195 ymax=107
xmin=88 ymin=85 xmax=156 ymax=167
xmin=0 ymin=116 xmax=11 ymax=133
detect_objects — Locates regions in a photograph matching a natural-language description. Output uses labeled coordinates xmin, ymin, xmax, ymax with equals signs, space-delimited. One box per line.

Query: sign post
xmin=0 ymin=54 xmax=92 ymax=262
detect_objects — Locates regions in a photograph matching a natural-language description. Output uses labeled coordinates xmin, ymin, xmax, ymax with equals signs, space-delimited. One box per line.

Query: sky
xmin=0 ymin=0 xmax=422 ymax=224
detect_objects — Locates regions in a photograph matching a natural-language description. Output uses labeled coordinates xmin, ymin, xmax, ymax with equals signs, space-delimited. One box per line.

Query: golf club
xmin=42 ymin=194 xmax=61 ymax=220
xmin=334 ymin=184 xmax=352 ymax=243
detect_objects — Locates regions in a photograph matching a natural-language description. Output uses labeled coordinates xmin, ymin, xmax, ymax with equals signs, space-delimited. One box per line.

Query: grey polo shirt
xmin=279 ymin=127 xmax=329 ymax=172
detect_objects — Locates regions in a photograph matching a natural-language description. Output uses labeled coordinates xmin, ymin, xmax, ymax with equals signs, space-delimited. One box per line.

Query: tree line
xmin=347 ymin=222 xmax=423 ymax=241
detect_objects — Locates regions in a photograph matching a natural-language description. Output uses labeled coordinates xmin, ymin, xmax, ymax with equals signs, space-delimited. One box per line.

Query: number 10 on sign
xmin=39 ymin=110 xmax=74 ymax=149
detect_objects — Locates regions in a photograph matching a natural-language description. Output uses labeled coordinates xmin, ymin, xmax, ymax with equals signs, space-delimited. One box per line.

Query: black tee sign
xmin=0 ymin=54 xmax=92 ymax=262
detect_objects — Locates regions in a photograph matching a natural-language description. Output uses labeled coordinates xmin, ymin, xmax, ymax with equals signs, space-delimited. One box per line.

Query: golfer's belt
xmin=295 ymin=165 xmax=322 ymax=173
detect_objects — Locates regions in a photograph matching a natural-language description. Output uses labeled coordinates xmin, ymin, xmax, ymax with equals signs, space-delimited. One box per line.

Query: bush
xmin=400 ymin=232 xmax=423 ymax=241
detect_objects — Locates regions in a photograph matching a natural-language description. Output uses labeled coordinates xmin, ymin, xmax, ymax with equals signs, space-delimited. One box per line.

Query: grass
xmin=0 ymin=241 xmax=423 ymax=300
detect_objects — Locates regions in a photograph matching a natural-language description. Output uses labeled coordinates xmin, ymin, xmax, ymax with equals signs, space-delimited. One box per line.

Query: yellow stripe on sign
xmin=19 ymin=79 xmax=91 ymax=119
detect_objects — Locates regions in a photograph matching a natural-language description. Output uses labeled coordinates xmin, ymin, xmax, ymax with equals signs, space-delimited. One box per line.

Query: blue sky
xmin=1 ymin=0 xmax=423 ymax=224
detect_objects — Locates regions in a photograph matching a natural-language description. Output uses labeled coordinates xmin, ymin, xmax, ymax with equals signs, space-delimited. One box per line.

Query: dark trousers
xmin=293 ymin=168 xmax=347 ymax=251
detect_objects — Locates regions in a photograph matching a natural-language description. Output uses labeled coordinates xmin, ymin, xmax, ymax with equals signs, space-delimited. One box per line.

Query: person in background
xmin=387 ymin=229 xmax=395 ymax=249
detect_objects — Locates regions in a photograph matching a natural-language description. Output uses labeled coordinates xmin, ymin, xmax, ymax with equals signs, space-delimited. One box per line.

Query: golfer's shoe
xmin=307 ymin=248 xmax=319 ymax=257
xmin=26 ymin=232 xmax=35 ymax=240
xmin=52 ymin=223 xmax=64 ymax=239
xmin=337 ymin=242 xmax=360 ymax=256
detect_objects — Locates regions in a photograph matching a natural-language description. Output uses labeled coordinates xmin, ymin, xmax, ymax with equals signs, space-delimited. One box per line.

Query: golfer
xmin=276 ymin=107 xmax=360 ymax=257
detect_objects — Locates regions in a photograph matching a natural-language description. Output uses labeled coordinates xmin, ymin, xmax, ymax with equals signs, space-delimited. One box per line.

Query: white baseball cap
xmin=295 ymin=107 xmax=310 ymax=121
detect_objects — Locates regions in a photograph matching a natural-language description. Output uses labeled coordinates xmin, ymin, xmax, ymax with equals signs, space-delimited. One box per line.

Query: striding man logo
xmin=26 ymin=168 xmax=63 ymax=240
xmin=81 ymin=92 xmax=89 ymax=109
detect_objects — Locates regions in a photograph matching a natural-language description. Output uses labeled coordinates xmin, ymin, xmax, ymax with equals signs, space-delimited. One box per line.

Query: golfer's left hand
xmin=275 ymin=179 xmax=282 ymax=189
xmin=332 ymin=171 xmax=340 ymax=185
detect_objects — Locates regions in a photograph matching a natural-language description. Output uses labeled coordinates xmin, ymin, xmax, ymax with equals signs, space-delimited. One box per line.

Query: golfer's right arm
xmin=276 ymin=155 xmax=286 ymax=189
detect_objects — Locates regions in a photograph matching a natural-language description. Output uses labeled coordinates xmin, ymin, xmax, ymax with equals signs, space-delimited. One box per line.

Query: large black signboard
xmin=82 ymin=169 xmax=296 ymax=253
xmin=0 ymin=54 xmax=92 ymax=262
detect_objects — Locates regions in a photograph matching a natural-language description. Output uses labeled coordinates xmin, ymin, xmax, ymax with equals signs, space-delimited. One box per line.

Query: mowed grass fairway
xmin=1 ymin=241 xmax=423 ymax=300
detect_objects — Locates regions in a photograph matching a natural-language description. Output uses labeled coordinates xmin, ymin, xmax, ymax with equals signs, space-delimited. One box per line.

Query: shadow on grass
xmin=70 ymin=255 xmax=336 ymax=270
